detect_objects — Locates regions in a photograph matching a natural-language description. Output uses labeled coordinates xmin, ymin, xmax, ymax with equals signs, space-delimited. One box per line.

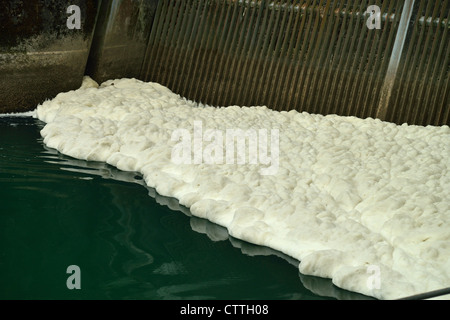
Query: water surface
xmin=0 ymin=116 xmax=372 ymax=300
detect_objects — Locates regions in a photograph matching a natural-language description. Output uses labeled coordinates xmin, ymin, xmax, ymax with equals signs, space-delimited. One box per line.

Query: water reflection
xmin=0 ymin=116 xmax=374 ymax=299
xmin=39 ymin=138 xmax=373 ymax=300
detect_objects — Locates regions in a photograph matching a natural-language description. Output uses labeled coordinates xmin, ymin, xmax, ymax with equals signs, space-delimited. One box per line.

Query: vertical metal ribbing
xmin=234 ymin=0 xmax=270 ymax=106
xmin=248 ymin=1 xmax=283 ymax=107
xmin=302 ymin=0 xmax=335 ymax=113
xmin=283 ymin=1 xmax=313 ymax=111
xmin=234 ymin=1 xmax=264 ymax=107
xmin=389 ymin=0 xmax=428 ymax=124
xmin=413 ymin=0 xmax=449 ymax=126
xmin=259 ymin=1 xmax=296 ymax=111
xmin=160 ymin=0 xmax=189 ymax=91
xmin=172 ymin=0 xmax=195 ymax=96
xmin=315 ymin=0 xmax=347 ymax=116
xmin=286 ymin=1 xmax=322 ymax=112
xmin=326 ymin=0 xmax=363 ymax=116
xmin=269 ymin=1 xmax=304 ymax=111
xmin=203 ymin=1 xmax=241 ymax=106
xmin=336 ymin=0 xmax=363 ymax=116
xmin=341 ymin=0 xmax=380 ymax=118
xmin=309 ymin=0 xmax=344 ymax=116
xmin=178 ymin=0 xmax=213 ymax=99
xmin=422 ymin=1 xmax=449 ymax=125
xmin=162 ymin=0 xmax=192 ymax=88
xmin=298 ymin=1 xmax=330 ymax=113
xmin=216 ymin=1 xmax=254 ymax=106
xmin=189 ymin=0 xmax=229 ymax=103
xmin=413 ymin=0 xmax=447 ymax=125
xmin=247 ymin=2 xmax=283 ymax=107
xmin=428 ymin=13 xmax=450 ymax=125
xmin=345 ymin=0 xmax=373 ymax=117
xmin=149 ymin=0 xmax=173 ymax=81
xmin=439 ymin=66 xmax=450 ymax=125
xmin=205 ymin=1 xmax=239 ymax=106
xmin=387 ymin=0 xmax=426 ymax=124
xmin=234 ymin=1 xmax=270 ymax=107
xmin=356 ymin=1 xmax=398 ymax=119
xmin=387 ymin=0 xmax=449 ymax=126
xmin=142 ymin=0 xmax=166 ymax=81
xmin=143 ymin=0 xmax=179 ymax=83
xmin=142 ymin=0 xmax=449 ymax=126
xmin=167 ymin=1 xmax=203 ymax=94
xmin=345 ymin=0 xmax=397 ymax=119
xmin=377 ymin=0 xmax=416 ymax=122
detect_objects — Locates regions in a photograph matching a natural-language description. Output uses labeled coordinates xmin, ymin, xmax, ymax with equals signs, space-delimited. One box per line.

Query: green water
xmin=0 ymin=116 xmax=372 ymax=300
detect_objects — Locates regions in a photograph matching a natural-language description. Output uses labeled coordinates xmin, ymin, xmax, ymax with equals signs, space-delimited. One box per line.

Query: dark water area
xmin=0 ymin=116 xmax=373 ymax=300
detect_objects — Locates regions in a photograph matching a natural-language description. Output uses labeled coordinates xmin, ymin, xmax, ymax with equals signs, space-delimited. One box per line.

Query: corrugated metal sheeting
xmin=384 ymin=0 xmax=449 ymax=125
xmin=141 ymin=0 xmax=449 ymax=126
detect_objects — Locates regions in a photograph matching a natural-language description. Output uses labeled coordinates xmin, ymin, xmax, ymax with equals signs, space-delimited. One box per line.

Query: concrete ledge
xmin=0 ymin=0 xmax=99 ymax=113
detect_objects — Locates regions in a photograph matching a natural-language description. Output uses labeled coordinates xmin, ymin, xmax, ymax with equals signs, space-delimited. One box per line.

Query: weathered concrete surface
xmin=85 ymin=0 xmax=159 ymax=84
xmin=0 ymin=0 xmax=99 ymax=113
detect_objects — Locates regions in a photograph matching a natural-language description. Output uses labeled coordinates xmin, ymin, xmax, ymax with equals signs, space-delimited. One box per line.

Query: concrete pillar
xmin=85 ymin=0 xmax=159 ymax=84
xmin=0 ymin=0 xmax=99 ymax=113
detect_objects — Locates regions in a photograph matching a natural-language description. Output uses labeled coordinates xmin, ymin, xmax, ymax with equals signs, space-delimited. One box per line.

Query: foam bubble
xmin=35 ymin=77 xmax=450 ymax=300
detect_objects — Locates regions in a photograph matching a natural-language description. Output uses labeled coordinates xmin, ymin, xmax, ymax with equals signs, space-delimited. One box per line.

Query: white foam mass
xmin=35 ymin=77 xmax=450 ymax=300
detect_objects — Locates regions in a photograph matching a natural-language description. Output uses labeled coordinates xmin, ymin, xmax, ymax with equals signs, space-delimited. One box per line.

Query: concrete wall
xmin=0 ymin=0 xmax=99 ymax=113
xmin=85 ymin=0 xmax=159 ymax=84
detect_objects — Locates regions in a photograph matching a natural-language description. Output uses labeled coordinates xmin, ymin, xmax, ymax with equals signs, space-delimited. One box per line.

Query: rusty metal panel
xmin=142 ymin=1 xmax=400 ymax=119
xmin=0 ymin=0 xmax=99 ymax=113
xmin=384 ymin=0 xmax=449 ymax=126
xmin=142 ymin=0 xmax=449 ymax=126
